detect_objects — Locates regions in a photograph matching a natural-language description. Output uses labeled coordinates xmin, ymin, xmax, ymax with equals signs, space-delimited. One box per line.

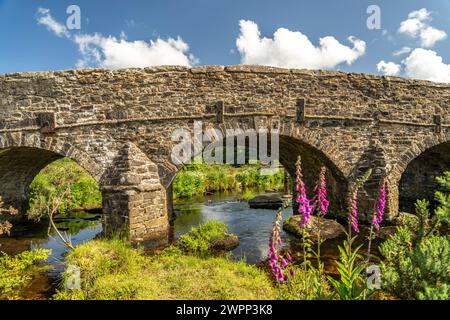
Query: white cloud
xmin=403 ymin=48 xmax=450 ymax=83
xmin=235 ymin=20 xmax=366 ymax=69
xmin=419 ymin=26 xmax=447 ymax=48
xmin=36 ymin=8 xmax=197 ymax=68
xmin=398 ymin=8 xmax=447 ymax=48
xmin=74 ymin=34 xmax=197 ymax=68
xmin=36 ymin=7 xmax=70 ymax=38
xmin=393 ymin=46 xmax=411 ymax=56
xmin=376 ymin=61 xmax=401 ymax=76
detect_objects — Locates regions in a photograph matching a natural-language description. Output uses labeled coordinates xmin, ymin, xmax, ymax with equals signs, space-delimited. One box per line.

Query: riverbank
xmin=173 ymin=163 xmax=286 ymax=198
xmin=54 ymin=226 xmax=277 ymax=300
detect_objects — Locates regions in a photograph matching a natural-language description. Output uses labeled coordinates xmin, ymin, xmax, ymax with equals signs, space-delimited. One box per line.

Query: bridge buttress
xmin=101 ymin=142 xmax=169 ymax=247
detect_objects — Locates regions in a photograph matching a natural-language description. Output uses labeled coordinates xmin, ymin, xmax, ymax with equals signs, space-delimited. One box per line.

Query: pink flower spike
xmin=317 ymin=167 xmax=329 ymax=216
xmin=372 ymin=179 xmax=386 ymax=231
xmin=348 ymin=193 xmax=359 ymax=233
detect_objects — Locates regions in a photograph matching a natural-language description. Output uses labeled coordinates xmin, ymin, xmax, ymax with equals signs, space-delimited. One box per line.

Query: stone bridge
xmin=0 ymin=65 xmax=449 ymax=246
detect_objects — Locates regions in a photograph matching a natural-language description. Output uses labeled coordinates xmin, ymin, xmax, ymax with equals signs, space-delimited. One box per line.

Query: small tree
xmin=27 ymin=164 xmax=80 ymax=250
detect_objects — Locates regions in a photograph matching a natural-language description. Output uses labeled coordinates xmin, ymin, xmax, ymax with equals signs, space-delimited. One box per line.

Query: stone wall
xmin=0 ymin=65 xmax=449 ymax=245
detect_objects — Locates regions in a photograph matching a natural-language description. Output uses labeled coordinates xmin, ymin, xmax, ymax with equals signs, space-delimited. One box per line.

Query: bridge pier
xmin=102 ymin=143 xmax=169 ymax=248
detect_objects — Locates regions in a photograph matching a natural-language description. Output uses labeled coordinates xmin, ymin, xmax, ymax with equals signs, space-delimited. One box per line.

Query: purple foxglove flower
xmin=372 ymin=179 xmax=386 ymax=231
xmin=297 ymin=181 xmax=314 ymax=227
xmin=286 ymin=252 xmax=293 ymax=262
xmin=348 ymin=192 xmax=359 ymax=233
xmin=318 ymin=167 xmax=329 ymax=216
xmin=280 ymin=257 xmax=288 ymax=268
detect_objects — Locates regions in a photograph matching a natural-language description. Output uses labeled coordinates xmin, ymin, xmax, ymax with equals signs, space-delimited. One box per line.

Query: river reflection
xmin=173 ymin=192 xmax=292 ymax=264
xmin=0 ymin=213 xmax=102 ymax=276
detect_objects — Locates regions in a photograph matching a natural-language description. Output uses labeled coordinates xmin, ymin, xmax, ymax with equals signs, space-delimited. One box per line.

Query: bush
xmin=380 ymin=227 xmax=449 ymax=299
xmin=435 ymin=171 xmax=450 ymax=225
xmin=172 ymin=170 xmax=206 ymax=198
xmin=235 ymin=167 xmax=284 ymax=190
xmin=0 ymin=249 xmax=51 ymax=299
xmin=379 ymin=172 xmax=450 ymax=300
xmin=176 ymin=220 xmax=229 ymax=256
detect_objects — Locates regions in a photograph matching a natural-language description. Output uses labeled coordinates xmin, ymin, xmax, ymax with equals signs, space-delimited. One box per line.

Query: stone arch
xmin=0 ymin=133 xmax=103 ymax=181
xmin=157 ymin=117 xmax=349 ymax=187
xmin=392 ymin=135 xmax=448 ymax=182
xmin=0 ymin=135 xmax=103 ymax=216
xmin=161 ymin=120 xmax=349 ymax=218
xmin=397 ymin=139 xmax=450 ymax=213
xmin=278 ymin=134 xmax=348 ymax=218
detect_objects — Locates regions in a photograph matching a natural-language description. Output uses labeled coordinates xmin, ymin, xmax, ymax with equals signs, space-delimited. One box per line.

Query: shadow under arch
xmin=398 ymin=140 xmax=450 ymax=213
xmin=278 ymin=135 xmax=348 ymax=218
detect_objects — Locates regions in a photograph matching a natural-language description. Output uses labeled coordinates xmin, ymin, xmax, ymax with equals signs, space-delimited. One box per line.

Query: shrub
xmin=276 ymin=266 xmax=331 ymax=300
xmin=172 ymin=170 xmax=206 ymax=198
xmin=173 ymin=163 xmax=285 ymax=198
xmin=176 ymin=220 xmax=229 ymax=256
xmin=0 ymin=249 xmax=51 ymax=299
xmin=379 ymin=172 xmax=450 ymax=300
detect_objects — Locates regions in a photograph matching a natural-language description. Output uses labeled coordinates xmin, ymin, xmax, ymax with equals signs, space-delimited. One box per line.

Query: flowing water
xmin=0 ymin=212 xmax=102 ymax=299
xmin=173 ymin=191 xmax=292 ymax=264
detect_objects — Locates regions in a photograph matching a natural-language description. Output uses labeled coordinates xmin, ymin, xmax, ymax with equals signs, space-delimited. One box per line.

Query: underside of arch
xmin=0 ymin=147 xmax=63 ymax=216
xmin=279 ymin=135 xmax=348 ymax=217
xmin=399 ymin=141 xmax=450 ymax=213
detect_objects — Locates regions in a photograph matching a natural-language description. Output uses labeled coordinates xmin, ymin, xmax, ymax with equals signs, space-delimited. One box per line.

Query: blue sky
xmin=0 ymin=0 xmax=449 ymax=82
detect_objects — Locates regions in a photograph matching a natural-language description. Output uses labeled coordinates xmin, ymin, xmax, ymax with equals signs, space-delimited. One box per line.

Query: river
xmin=0 ymin=191 xmax=386 ymax=299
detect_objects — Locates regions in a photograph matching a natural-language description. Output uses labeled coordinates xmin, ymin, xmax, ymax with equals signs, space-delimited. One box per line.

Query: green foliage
xmin=173 ymin=170 xmax=206 ymax=197
xmin=176 ymin=220 xmax=229 ymax=256
xmin=173 ymin=163 xmax=284 ymax=198
xmin=276 ymin=266 xmax=331 ymax=300
xmin=28 ymin=158 xmax=101 ymax=220
xmin=380 ymin=227 xmax=449 ymax=299
xmin=235 ymin=167 xmax=284 ymax=190
xmin=0 ymin=249 xmax=51 ymax=299
xmin=435 ymin=171 xmax=450 ymax=225
xmin=327 ymin=235 xmax=368 ymax=300
xmin=380 ymin=172 xmax=450 ymax=300
xmin=55 ymin=238 xmax=275 ymax=300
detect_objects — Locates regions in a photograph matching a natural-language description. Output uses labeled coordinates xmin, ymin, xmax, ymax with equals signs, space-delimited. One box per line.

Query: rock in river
xmin=283 ymin=215 xmax=345 ymax=241
xmin=212 ymin=234 xmax=240 ymax=251
xmin=248 ymin=195 xmax=285 ymax=209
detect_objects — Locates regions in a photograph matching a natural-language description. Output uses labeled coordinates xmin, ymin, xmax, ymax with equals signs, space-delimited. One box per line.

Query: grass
xmin=54 ymin=238 xmax=276 ymax=300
